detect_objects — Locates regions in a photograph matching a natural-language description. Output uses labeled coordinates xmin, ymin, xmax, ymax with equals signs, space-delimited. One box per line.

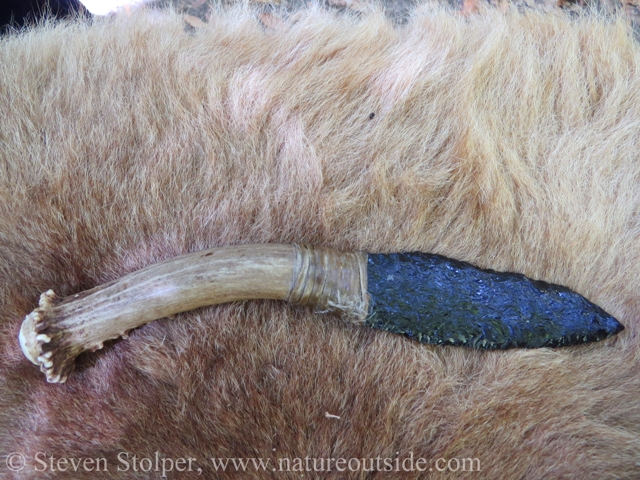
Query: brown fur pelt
xmin=1 ymin=5 xmax=639 ymax=479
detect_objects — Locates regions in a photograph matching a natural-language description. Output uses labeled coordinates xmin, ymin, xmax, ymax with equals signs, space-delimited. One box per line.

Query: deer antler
xmin=19 ymin=244 xmax=368 ymax=383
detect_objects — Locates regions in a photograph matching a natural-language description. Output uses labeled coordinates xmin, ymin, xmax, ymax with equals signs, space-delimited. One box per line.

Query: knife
xmin=19 ymin=244 xmax=623 ymax=383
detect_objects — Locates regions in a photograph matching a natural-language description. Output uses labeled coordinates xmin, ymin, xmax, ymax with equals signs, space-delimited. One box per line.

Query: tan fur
xmin=1 ymin=5 xmax=639 ymax=478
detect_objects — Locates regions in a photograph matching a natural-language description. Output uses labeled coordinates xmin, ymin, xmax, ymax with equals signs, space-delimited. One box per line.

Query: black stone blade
xmin=366 ymin=253 xmax=624 ymax=349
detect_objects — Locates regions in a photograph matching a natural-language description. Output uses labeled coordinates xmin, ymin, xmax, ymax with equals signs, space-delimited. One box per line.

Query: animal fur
xmin=1 ymin=4 xmax=639 ymax=479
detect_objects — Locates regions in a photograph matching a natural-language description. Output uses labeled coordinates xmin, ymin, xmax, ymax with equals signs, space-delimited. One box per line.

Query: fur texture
xmin=1 ymin=5 xmax=639 ymax=478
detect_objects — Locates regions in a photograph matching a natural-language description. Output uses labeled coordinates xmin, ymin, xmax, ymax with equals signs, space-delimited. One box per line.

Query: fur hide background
xmin=1 ymin=5 xmax=639 ymax=479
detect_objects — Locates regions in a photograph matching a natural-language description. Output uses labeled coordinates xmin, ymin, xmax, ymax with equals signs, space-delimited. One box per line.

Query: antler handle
xmin=19 ymin=244 xmax=368 ymax=383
